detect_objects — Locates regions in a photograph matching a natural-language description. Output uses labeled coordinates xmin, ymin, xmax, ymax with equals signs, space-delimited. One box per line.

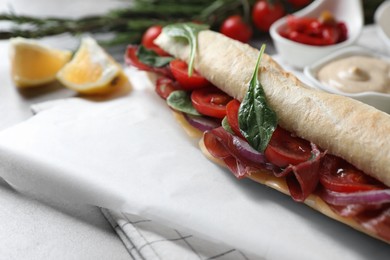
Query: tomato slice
xmin=265 ymin=127 xmax=312 ymax=168
xmin=191 ymin=87 xmax=232 ymax=119
xmin=226 ymin=99 xmax=246 ymax=139
xmin=141 ymin=25 xmax=169 ymax=56
xmin=169 ymin=59 xmax=210 ymax=90
xmin=125 ymin=45 xmax=154 ymax=71
xmin=125 ymin=45 xmax=173 ymax=78
xmin=155 ymin=77 xmax=178 ymax=100
xmin=319 ymin=155 xmax=385 ymax=193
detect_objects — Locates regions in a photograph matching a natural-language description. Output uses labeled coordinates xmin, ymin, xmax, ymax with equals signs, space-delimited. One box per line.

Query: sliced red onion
xmin=184 ymin=114 xmax=220 ymax=132
xmin=230 ymin=134 xmax=266 ymax=164
xmin=209 ymin=127 xmax=266 ymax=165
xmin=321 ymin=189 xmax=390 ymax=206
xmin=204 ymin=127 xmax=268 ymax=177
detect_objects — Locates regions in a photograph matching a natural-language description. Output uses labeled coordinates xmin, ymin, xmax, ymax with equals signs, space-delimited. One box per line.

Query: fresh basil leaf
xmin=136 ymin=45 xmax=173 ymax=68
xmin=163 ymin=22 xmax=209 ymax=76
xmin=221 ymin=116 xmax=235 ymax=135
xmin=238 ymin=44 xmax=277 ymax=152
xmin=166 ymin=90 xmax=201 ymax=116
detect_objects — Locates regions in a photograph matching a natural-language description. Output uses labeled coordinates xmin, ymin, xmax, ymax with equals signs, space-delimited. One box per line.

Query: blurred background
xmin=0 ymin=0 xmax=386 ymax=48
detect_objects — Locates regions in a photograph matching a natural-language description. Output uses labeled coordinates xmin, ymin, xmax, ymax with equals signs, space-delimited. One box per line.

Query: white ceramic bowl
xmin=375 ymin=0 xmax=390 ymax=55
xmin=270 ymin=0 xmax=363 ymax=69
xmin=304 ymin=46 xmax=390 ymax=113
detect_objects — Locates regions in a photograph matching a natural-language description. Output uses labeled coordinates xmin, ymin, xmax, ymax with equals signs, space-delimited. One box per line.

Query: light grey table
xmin=0 ymin=0 xmax=131 ymax=259
xmin=1 ymin=1 xmax=387 ymax=259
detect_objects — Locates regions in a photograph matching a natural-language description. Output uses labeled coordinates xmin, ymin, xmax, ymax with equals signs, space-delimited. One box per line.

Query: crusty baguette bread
xmin=155 ymin=30 xmax=390 ymax=188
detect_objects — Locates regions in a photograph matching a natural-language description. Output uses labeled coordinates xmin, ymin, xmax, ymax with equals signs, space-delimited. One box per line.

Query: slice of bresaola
xmin=204 ymin=126 xmax=324 ymax=202
xmin=202 ymin=125 xmax=390 ymax=242
xmin=151 ymin=29 xmax=390 ymax=242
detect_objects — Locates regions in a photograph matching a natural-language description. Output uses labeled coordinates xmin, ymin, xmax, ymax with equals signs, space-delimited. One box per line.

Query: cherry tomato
xmin=141 ymin=25 xmax=169 ymax=56
xmin=155 ymin=77 xmax=178 ymax=100
xmin=220 ymin=15 xmax=253 ymax=43
xmin=252 ymin=0 xmax=285 ymax=32
xmin=226 ymin=99 xmax=246 ymax=139
xmin=169 ymin=59 xmax=210 ymax=90
xmin=264 ymin=126 xmax=312 ymax=168
xmin=319 ymin=155 xmax=385 ymax=193
xmin=287 ymin=0 xmax=311 ymax=8
xmin=191 ymin=87 xmax=232 ymax=118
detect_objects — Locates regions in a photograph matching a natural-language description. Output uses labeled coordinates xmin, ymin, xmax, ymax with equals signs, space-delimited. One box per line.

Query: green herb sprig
xmin=0 ymin=0 xmax=255 ymax=45
xmin=0 ymin=0 xmax=380 ymax=46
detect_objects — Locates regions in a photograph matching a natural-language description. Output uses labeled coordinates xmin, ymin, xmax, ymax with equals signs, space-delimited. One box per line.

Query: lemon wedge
xmin=57 ymin=37 xmax=125 ymax=95
xmin=9 ymin=37 xmax=72 ymax=88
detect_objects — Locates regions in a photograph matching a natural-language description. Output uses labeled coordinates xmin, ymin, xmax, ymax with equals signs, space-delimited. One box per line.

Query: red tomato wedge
xmin=319 ymin=155 xmax=385 ymax=193
xmin=285 ymin=15 xmax=320 ymax=33
xmin=155 ymin=77 xmax=178 ymax=100
xmin=169 ymin=59 xmax=210 ymax=90
xmin=191 ymin=87 xmax=232 ymax=119
xmin=279 ymin=15 xmax=348 ymax=46
xmin=226 ymin=99 xmax=246 ymax=139
xmin=265 ymin=127 xmax=312 ymax=168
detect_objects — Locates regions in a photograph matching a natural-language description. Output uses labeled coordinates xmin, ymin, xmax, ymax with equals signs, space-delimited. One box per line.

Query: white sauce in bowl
xmin=317 ymin=56 xmax=390 ymax=94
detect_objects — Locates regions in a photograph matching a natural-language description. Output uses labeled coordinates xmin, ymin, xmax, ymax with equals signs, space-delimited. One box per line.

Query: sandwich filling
xmin=124 ymin=23 xmax=390 ymax=243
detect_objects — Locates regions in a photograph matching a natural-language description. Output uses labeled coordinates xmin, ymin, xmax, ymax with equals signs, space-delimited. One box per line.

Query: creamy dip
xmin=317 ymin=56 xmax=390 ymax=94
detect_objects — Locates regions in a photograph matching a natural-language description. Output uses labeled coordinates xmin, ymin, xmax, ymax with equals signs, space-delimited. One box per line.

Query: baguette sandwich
xmin=126 ymin=24 xmax=390 ymax=244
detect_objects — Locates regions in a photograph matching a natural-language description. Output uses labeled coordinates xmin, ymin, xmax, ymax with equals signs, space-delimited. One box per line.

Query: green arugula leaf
xmin=166 ymin=90 xmax=202 ymax=116
xmin=238 ymin=44 xmax=278 ymax=152
xmin=136 ymin=45 xmax=173 ymax=68
xmin=163 ymin=22 xmax=209 ymax=76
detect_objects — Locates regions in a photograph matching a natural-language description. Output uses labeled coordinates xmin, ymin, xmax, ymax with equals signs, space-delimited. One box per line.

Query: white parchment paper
xmin=0 ymin=68 xmax=389 ymax=259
